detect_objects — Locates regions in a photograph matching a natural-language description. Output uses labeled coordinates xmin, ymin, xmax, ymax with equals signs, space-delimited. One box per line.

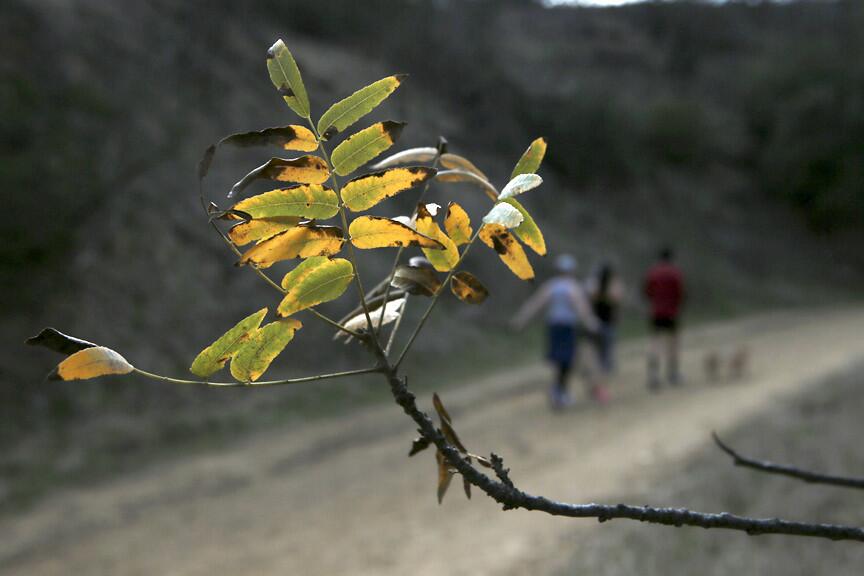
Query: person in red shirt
xmin=643 ymin=247 xmax=685 ymax=390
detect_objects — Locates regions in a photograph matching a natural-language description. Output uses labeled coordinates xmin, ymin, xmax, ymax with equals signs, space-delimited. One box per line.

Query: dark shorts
xmin=651 ymin=317 xmax=678 ymax=332
xmin=547 ymin=324 xmax=578 ymax=368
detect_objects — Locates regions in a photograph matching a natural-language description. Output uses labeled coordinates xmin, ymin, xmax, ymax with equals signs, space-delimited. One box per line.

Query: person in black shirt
xmin=585 ymin=261 xmax=624 ymax=402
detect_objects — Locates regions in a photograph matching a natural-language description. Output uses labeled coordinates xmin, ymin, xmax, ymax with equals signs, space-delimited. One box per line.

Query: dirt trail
xmin=3 ymin=307 xmax=864 ymax=576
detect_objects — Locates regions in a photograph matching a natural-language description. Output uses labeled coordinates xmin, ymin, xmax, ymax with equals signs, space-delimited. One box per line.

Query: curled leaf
xmin=318 ymin=75 xmax=406 ymax=138
xmin=26 ymin=328 xmax=96 ymax=355
xmin=331 ymin=121 xmax=405 ymax=176
xmin=503 ymin=198 xmax=546 ymax=256
xmin=371 ymin=147 xmax=438 ymax=170
xmin=266 ymin=39 xmax=310 ymax=118
xmin=479 ymin=224 xmax=535 ymax=281
xmin=444 ymin=202 xmax=472 ymax=246
xmin=229 ymin=156 xmax=330 ymax=198
xmin=342 ymin=298 xmax=405 ymax=334
xmin=348 ymin=216 xmax=443 ymax=250
xmin=391 ymin=264 xmax=441 ymax=297
xmin=229 ymin=318 xmax=302 ymax=382
xmin=50 ymin=346 xmax=134 ymax=381
xmin=450 ymin=271 xmax=489 ymax=304
xmin=414 ymin=204 xmax=460 ymax=272
xmin=231 ymin=184 xmax=339 ymax=220
xmin=482 ymin=202 xmax=524 ymax=229
xmin=435 ymin=169 xmax=498 ymax=201
xmin=436 ymin=450 xmax=454 ymax=504
xmin=190 ymin=308 xmax=268 ymax=377
xmin=440 ymin=153 xmax=489 ymax=181
xmin=342 ymin=167 xmax=436 ymax=212
xmin=278 ymin=257 xmax=354 ymax=317
xmin=238 ymin=225 xmax=344 ymax=268
xmin=511 ymin=137 xmax=547 ymax=179
xmin=433 ymin=392 xmax=467 ymax=453
xmin=498 ymin=173 xmax=542 ymax=200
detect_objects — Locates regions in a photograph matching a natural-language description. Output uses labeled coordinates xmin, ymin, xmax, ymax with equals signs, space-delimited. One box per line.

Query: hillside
xmin=2 ymin=0 xmax=863 ymax=497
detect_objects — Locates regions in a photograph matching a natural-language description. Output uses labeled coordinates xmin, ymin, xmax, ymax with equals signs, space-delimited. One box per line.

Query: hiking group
xmin=513 ymin=247 xmax=685 ymax=409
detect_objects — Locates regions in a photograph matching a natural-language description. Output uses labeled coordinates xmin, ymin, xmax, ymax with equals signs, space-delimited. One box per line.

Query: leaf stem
xmin=395 ymin=226 xmax=482 ymax=368
xmin=132 ymin=366 xmax=381 ymax=387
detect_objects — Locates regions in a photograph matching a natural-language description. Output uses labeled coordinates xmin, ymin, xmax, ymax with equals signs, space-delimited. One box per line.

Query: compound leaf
xmin=278 ymin=257 xmax=354 ymax=317
xmin=415 ymin=205 xmax=460 ymax=272
xmin=231 ymin=184 xmax=339 ymax=220
xmin=510 ymin=137 xmax=547 ymax=179
xmin=266 ymin=39 xmax=310 ymax=118
xmin=50 ymin=346 xmax=134 ymax=381
xmin=503 ymin=198 xmax=546 ymax=256
xmin=229 ymin=156 xmax=330 ymax=198
xmin=318 ymin=75 xmax=406 ymax=138
xmin=479 ymin=224 xmax=534 ymax=281
xmin=440 ymin=153 xmax=488 ymax=181
xmin=331 ymin=121 xmax=405 ymax=176
xmin=450 ymin=271 xmax=489 ymax=304
xmin=342 ymin=167 xmax=436 ymax=212
xmin=238 ymin=225 xmax=344 ymax=268
xmin=482 ymin=202 xmax=524 ymax=228
xmin=498 ymin=173 xmax=542 ymax=200
xmin=443 ymin=202 xmax=472 ymax=246
xmin=435 ymin=169 xmax=498 ymax=201
xmin=371 ymin=147 xmax=438 ymax=170
xmin=189 ymin=308 xmax=268 ymax=377
xmin=348 ymin=216 xmax=443 ymax=250
xmin=228 ymin=216 xmax=301 ymax=246
xmin=229 ymin=318 xmax=302 ymax=382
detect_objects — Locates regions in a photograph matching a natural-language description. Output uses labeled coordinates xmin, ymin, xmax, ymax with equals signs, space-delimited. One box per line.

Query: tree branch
xmin=132 ymin=366 xmax=381 ymax=387
xmin=713 ymin=432 xmax=864 ymax=490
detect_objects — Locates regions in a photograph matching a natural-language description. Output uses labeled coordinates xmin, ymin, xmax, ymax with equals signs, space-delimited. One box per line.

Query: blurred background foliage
xmin=1 ymin=0 xmax=863 ymax=505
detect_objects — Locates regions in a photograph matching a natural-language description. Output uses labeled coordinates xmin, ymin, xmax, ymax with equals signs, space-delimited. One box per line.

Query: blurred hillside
xmin=2 ymin=0 xmax=863 ymax=496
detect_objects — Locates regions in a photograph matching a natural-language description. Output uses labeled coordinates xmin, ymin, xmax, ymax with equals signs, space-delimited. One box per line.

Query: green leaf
xmin=229 ymin=156 xmax=330 ymax=198
xmin=498 ymin=173 xmax=543 ymax=200
xmin=342 ymin=167 xmax=437 ymax=212
xmin=266 ymin=40 xmax=310 ymax=118
xmin=278 ymin=257 xmax=355 ymax=317
xmin=230 ymin=319 xmax=302 ymax=382
xmin=49 ymin=347 xmax=134 ymax=381
xmin=318 ymin=75 xmax=406 ymax=138
xmin=231 ymin=184 xmax=340 ymax=220
xmin=510 ymin=137 xmax=547 ymax=179
xmin=331 ymin=121 xmax=405 ymax=176
xmin=190 ymin=308 xmax=268 ymax=377
xmin=503 ymin=198 xmax=546 ymax=256
xmin=482 ymin=203 xmax=524 ymax=228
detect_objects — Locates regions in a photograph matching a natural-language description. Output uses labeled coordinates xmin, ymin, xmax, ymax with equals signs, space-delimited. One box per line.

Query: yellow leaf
xmin=266 ymin=39 xmax=310 ymax=118
xmin=278 ymin=257 xmax=354 ymax=317
xmin=190 ymin=308 xmax=268 ymax=377
xmin=318 ymin=75 xmax=406 ymax=138
xmin=444 ymin=202 xmax=472 ymax=246
xmin=503 ymin=199 xmax=546 ymax=256
xmin=238 ymin=225 xmax=344 ymax=268
xmin=450 ymin=271 xmax=489 ymax=304
xmin=230 ymin=319 xmax=302 ymax=382
xmin=342 ymin=167 xmax=437 ymax=212
xmin=51 ymin=346 xmax=134 ymax=381
xmin=479 ymin=224 xmax=534 ymax=281
xmin=371 ymin=147 xmax=438 ymax=170
xmin=415 ymin=205 xmax=460 ymax=272
xmin=348 ymin=216 xmax=443 ymax=250
xmin=331 ymin=121 xmax=405 ymax=176
xmin=218 ymin=125 xmax=318 ymax=152
xmin=229 ymin=156 xmax=330 ymax=198
xmin=511 ymin=137 xmax=547 ymax=179
xmin=440 ymin=153 xmax=489 ymax=181
xmin=435 ymin=169 xmax=498 ymax=201
xmin=231 ymin=184 xmax=339 ymax=220
xmin=228 ymin=216 xmax=301 ymax=246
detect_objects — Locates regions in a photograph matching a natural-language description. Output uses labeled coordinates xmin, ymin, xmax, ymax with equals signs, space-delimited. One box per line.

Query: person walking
xmin=512 ymin=254 xmax=599 ymax=408
xmin=585 ymin=261 xmax=624 ymax=402
xmin=643 ymin=246 xmax=685 ymax=390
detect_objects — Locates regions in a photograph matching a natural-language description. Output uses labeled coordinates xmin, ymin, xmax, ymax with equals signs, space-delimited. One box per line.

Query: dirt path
xmin=3 ymin=307 xmax=864 ymax=575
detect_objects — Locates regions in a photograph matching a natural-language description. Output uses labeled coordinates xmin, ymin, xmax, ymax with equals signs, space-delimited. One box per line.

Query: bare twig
xmin=132 ymin=366 xmax=381 ymax=387
xmin=713 ymin=432 xmax=864 ymax=490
